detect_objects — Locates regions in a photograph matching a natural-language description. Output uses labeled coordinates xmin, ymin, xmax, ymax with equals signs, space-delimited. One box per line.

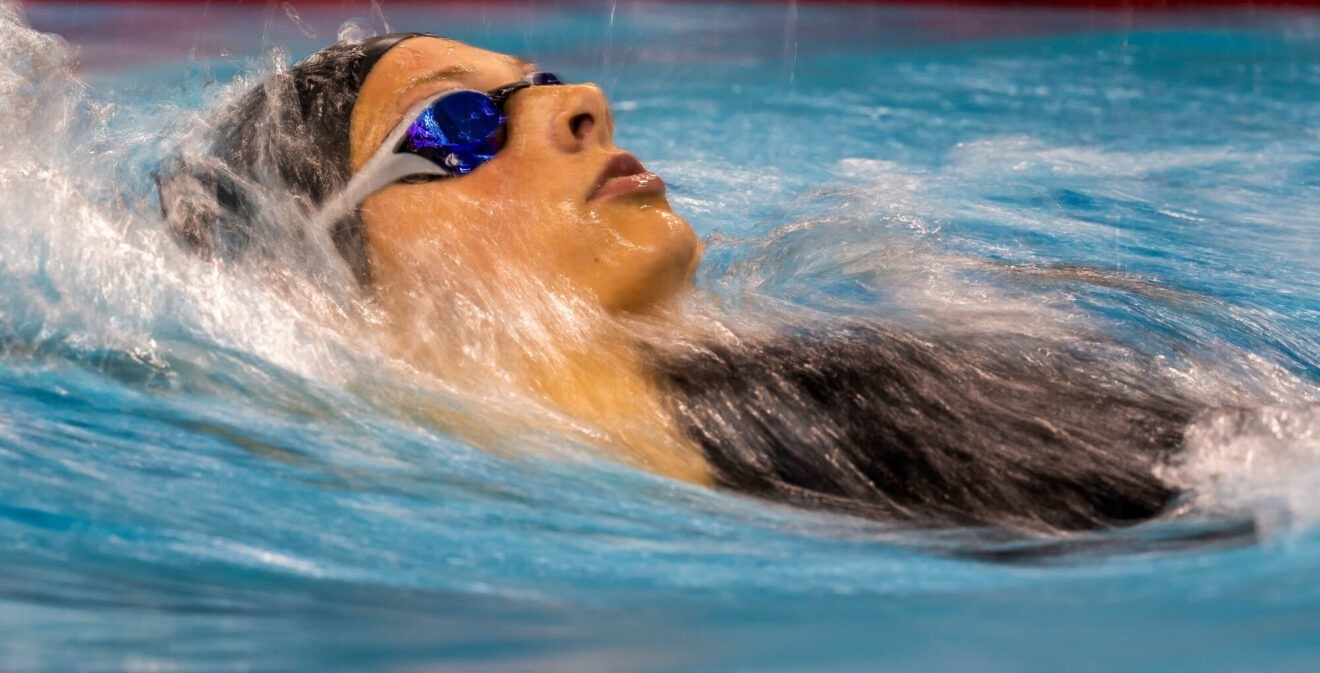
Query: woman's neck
xmin=516 ymin=332 xmax=713 ymax=486
xmin=380 ymin=287 xmax=713 ymax=486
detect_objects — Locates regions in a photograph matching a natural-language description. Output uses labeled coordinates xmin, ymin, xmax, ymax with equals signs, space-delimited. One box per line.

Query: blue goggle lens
xmin=396 ymin=72 xmax=562 ymax=176
xmin=401 ymin=90 xmax=505 ymax=174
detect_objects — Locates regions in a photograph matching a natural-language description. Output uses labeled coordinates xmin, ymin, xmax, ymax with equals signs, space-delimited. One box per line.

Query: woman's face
xmin=349 ymin=37 xmax=702 ymax=314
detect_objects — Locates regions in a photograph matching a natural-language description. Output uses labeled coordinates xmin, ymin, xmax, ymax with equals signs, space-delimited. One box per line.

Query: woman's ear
xmin=156 ymin=154 xmax=255 ymax=262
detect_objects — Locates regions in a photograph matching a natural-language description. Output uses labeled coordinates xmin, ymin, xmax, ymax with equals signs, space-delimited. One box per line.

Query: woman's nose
xmin=514 ymin=83 xmax=613 ymax=153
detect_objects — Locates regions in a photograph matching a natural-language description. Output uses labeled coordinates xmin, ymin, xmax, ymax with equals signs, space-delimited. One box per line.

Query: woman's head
xmin=159 ymin=34 xmax=701 ymax=316
xmin=352 ymin=36 xmax=701 ymax=315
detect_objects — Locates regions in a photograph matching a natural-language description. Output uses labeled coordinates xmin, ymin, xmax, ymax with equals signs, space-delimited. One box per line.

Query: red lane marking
xmin=19 ymin=0 xmax=1320 ymax=7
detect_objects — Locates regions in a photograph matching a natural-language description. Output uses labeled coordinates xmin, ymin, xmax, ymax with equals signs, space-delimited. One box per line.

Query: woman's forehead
xmin=349 ymin=37 xmax=531 ymax=169
xmin=380 ymin=38 xmax=530 ymax=98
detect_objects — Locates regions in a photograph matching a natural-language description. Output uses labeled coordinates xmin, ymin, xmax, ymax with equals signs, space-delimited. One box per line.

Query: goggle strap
xmin=312 ymin=72 xmax=559 ymax=236
xmin=312 ymin=153 xmax=449 ymax=234
xmin=310 ymin=92 xmax=456 ymax=232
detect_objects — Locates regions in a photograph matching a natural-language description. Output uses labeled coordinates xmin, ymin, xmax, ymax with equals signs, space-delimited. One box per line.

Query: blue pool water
xmin=4 ymin=1 xmax=1320 ymax=670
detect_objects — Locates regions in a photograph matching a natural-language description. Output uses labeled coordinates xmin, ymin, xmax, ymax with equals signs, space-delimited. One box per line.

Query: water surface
xmin=3 ymin=1 xmax=1319 ymax=671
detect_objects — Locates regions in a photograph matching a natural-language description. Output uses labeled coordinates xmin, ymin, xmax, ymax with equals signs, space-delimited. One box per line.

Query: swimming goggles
xmin=314 ymin=71 xmax=562 ymax=229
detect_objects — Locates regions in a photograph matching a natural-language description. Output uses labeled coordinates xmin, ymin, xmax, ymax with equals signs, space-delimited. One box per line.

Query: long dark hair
xmin=655 ymin=323 xmax=1199 ymax=532
xmin=155 ymin=34 xmax=424 ymax=284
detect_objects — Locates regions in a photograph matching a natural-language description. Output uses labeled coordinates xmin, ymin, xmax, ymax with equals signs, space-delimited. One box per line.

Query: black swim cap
xmin=157 ymin=32 xmax=429 ymax=285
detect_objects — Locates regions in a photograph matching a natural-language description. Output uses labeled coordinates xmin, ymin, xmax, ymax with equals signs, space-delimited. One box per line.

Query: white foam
xmin=1163 ymin=404 xmax=1320 ymax=527
xmin=0 ymin=10 xmax=376 ymax=388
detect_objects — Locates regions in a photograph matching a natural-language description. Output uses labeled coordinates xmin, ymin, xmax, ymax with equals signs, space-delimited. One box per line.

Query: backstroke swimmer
xmin=158 ymin=34 xmax=1200 ymax=532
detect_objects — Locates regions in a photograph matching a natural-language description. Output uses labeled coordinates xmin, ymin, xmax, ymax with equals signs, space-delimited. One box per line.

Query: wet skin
xmin=349 ymin=37 xmax=712 ymax=484
xmin=350 ymin=37 xmax=703 ymax=315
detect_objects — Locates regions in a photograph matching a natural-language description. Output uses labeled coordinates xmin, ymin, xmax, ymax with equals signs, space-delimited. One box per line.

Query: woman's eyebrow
xmin=398 ymin=58 xmax=533 ymax=100
xmin=400 ymin=65 xmax=476 ymax=97
xmin=506 ymin=56 xmax=534 ymax=72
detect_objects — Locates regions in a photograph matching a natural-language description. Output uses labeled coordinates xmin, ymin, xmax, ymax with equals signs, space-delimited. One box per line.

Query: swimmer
xmin=158 ymin=34 xmax=1196 ymax=532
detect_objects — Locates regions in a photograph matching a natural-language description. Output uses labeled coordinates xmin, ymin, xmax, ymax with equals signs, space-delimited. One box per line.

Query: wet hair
xmin=657 ymin=324 xmax=1196 ymax=532
xmin=155 ymin=33 xmax=425 ymax=284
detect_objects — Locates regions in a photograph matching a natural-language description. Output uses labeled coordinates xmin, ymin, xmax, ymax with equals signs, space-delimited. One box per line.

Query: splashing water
xmin=3 ymin=2 xmax=1320 ymax=671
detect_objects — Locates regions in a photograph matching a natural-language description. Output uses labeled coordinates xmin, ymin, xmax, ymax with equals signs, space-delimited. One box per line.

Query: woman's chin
xmin=601 ymin=250 xmax=701 ymax=316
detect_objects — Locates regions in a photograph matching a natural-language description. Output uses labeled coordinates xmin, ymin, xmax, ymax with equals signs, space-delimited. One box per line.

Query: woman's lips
xmin=587 ymin=153 xmax=666 ymax=202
